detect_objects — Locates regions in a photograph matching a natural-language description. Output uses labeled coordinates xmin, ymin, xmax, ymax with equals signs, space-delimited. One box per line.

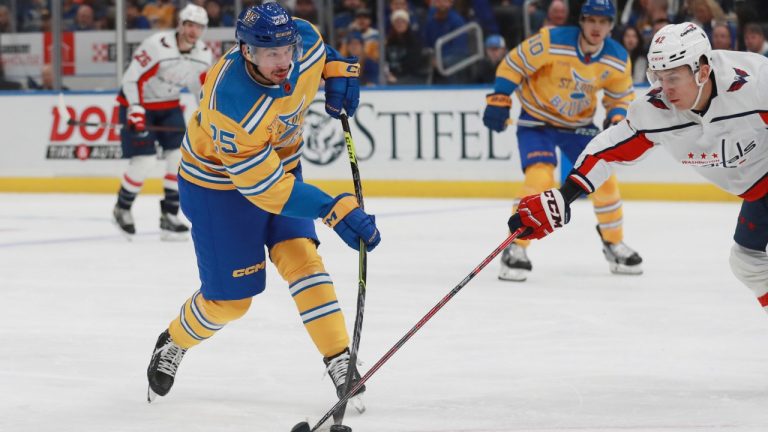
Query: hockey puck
xmin=330 ymin=425 xmax=352 ymax=432
xmin=290 ymin=422 xmax=311 ymax=432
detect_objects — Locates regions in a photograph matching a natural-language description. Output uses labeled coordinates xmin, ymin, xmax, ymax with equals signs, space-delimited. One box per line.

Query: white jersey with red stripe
xmin=569 ymin=49 xmax=768 ymax=202
xmin=118 ymin=31 xmax=212 ymax=110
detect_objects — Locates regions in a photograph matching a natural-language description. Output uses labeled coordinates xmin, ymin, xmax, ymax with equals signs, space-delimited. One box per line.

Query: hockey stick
xmin=332 ymin=113 xmax=367 ymax=426
xmin=506 ymin=118 xmax=600 ymax=137
xmin=291 ymin=228 xmax=527 ymax=432
xmin=56 ymin=93 xmax=185 ymax=133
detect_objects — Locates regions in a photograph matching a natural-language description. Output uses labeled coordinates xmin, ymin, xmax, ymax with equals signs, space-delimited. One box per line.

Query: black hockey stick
xmin=332 ymin=113 xmax=368 ymax=426
xmin=56 ymin=93 xmax=185 ymax=133
xmin=291 ymin=228 xmax=527 ymax=432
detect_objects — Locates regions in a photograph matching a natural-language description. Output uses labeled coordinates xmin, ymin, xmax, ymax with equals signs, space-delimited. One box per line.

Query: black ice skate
xmin=112 ymin=205 xmax=136 ymax=239
xmin=147 ymin=329 xmax=187 ymax=402
xmin=498 ymin=242 xmax=532 ymax=282
xmin=596 ymin=225 xmax=643 ymax=275
xmin=159 ymin=201 xmax=189 ymax=242
xmin=324 ymin=348 xmax=366 ymax=414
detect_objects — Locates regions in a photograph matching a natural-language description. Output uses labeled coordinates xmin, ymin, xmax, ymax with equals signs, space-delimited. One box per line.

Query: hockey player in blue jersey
xmin=144 ymin=3 xmax=379 ymax=411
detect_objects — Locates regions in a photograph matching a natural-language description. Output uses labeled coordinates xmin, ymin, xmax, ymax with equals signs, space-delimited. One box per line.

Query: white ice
xmin=1 ymin=194 xmax=767 ymax=432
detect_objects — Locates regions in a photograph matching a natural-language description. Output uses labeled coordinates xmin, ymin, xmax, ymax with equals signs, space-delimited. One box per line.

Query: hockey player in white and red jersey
xmin=508 ymin=22 xmax=768 ymax=312
xmin=112 ymin=4 xmax=213 ymax=241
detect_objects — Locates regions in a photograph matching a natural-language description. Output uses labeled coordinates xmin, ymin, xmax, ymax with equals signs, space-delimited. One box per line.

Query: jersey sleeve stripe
xmin=300 ymin=40 xmax=325 ymax=73
xmin=238 ymin=163 xmax=285 ymax=196
xmin=209 ymin=59 xmax=233 ymax=111
xmin=180 ymin=159 xmax=233 ymax=184
xmin=225 ymin=144 xmax=273 ymax=174
xmin=280 ymin=141 xmax=305 ymax=165
xmin=598 ymin=57 xmax=626 ymax=73
xmin=182 ymin=134 xmax=226 ymax=171
xmin=516 ymin=45 xmax=536 ymax=72
xmin=239 ymin=94 xmax=267 ymax=127
xmin=568 ymin=171 xmax=595 ymax=193
xmin=245 ymin=97 xmax=274 ymax=134
xmin=504 ymin=55 xmax=525 ymax=75
xmin=604 ymin=88 xmax=634 ymax=99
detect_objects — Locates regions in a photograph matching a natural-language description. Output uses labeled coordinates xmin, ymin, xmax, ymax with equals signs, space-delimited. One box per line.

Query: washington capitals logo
xmin=646 ymin=87 xmax=669 ymax=110
xmin=727 ymin=68 xmax=749 ymax=92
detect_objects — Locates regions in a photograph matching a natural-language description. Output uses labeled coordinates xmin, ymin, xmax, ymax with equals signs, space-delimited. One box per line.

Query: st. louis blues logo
xmin=276 ymin=97 xmax=304 ymax=141
xmin=646 ymin=87 xmax=669 ymax=110
xmin=727 ymin=67 xmax=749 ymax=92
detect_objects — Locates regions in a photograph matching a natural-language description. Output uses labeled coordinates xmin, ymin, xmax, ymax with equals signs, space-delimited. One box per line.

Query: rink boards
xmin=0 ymin=88 xmax=738 ymax=201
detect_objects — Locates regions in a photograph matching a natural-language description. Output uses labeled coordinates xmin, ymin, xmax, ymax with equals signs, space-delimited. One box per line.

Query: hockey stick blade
xmin=290 ymin=229 xmax=525 ymax=432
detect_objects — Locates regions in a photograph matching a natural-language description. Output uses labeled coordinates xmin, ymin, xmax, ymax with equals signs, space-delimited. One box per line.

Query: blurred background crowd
xmin=1 ymin=0 xmax=768 ymax=89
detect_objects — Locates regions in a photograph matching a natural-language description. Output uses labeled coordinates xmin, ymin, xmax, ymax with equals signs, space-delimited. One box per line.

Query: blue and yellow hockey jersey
xmin=495 ymin=26 xmax=635 ymax=128
xmin=179 ymin=19 xmax=337 ymax=217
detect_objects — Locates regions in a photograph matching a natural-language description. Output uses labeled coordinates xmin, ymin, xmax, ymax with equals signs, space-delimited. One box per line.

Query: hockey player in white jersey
xmin=112 ymin=4 xmax=213 ymax=241
xmin=508 ymin=22 xmax=768 ymax=313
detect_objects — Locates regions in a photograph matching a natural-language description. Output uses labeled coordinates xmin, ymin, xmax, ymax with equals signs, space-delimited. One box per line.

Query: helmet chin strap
xmin=687 ymin=68 xmax=708 ymax=111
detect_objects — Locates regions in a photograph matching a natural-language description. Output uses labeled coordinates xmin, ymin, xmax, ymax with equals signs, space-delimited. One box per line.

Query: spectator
xmin=334 ymin=0 xmax=362 ymax=35
xmin=293 ymin=0 xmax=318 ymax=24
xmin=424 ymin=0 xmax=468 ymax=83
xmin=620 ymin=25 xmax=647 ymax=85
xmin=350 ymin=9 xmax=380 ymax=61
xmin=0 ymin=5 xmax=12 ymax=33
xmin=471 ymin=34 xmax=506 ymax=84
xmin=687 ymin=0 xmax=736 ymax=48
xmin=544 ymin=0 xmax=569 ymax=27
xmin=143 ymin=0 xmax=176 ymax=29
xmin=345 ymin=31 xmax=379 ymax=85
xmin=711 ymin=22 xmax=734 ymax=50
xmin=70 ymin=4 xmax=97 ymax=31
xmin=19 ymin=0 xmax=51 ymax=32
xmin=28 ymin=64 xmax=69 ymax=90
xmin=744 ymin=23 xmax=768 ymax=57
xmin=386 ymin=0 xmax=418 ymax=33
xmin=385 ymin=9 xmax=426 ymax=84
xmin=205 ymin=0 xmax=234 ymax=27
xmin=126 ymin=0 xmax=151 ymax=29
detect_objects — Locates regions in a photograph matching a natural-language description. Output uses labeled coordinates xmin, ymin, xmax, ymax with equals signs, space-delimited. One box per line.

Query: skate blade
xmin=349 ymin=394 xmax=365 ymax=414
xmin=147 ymin=386 xmax=158 ymax=403
xmin=160 ymin=231 xmax=189 ymax=242
xmin=111 ymin=221 xmax=135 ymax=241
xmin=609 ymin=263 xmax=643 ymax=275
xmin=498 ymin=268 xmax=529 ymax=282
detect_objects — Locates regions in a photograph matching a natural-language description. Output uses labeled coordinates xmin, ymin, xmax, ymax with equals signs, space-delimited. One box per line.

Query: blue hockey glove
xmin=321 ymin=193 xmax=380 ymax=251
xmin=323 ymin=57 xmax=360 ymax=119
xmin=483 ymin=93 xmax=512 ymax=132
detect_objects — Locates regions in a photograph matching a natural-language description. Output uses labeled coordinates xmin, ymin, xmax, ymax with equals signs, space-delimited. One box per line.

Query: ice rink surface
xmin=2 ymin=193 xmax=767 ymax=432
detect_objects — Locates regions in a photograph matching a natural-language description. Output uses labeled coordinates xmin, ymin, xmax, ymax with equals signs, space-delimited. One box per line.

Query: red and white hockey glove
xmin=508 ymin=189 xmax=570 ymax=240
xmin=127 ymin=105 xmax=147 ymax=132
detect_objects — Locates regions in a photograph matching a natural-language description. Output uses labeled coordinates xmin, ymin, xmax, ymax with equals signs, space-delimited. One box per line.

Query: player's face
xmin=180 ymin=21 xmax=205 ymax=45
xmin=253 ymin=45 xmax=295 ymax=84
xmin=580 ymin=15 xmax=612 ymax=46
xmin=650 ymin=66 xmax=699 ymax=109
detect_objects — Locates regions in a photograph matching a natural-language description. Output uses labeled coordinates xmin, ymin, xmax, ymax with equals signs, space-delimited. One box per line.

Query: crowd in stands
xmin=1 ymin=0 xmax=768 ymax=87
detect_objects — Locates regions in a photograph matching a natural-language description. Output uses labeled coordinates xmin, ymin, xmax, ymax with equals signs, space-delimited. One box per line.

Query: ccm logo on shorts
xmin=232 ymin=261 xmax=266 ymax=278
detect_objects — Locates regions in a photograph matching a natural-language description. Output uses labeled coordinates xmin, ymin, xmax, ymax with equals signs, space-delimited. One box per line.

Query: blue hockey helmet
xmin=236 ymin=3 xmax=303 ymax=66
xmin=580 ymin=0 xmax=616 ymax=20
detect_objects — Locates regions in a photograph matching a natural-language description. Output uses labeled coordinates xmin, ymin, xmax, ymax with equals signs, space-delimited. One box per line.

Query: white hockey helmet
xmin=647 ymin=22 xmax=711 ymax=74
xmin=178 ymin=4 xmax=209 ymax=27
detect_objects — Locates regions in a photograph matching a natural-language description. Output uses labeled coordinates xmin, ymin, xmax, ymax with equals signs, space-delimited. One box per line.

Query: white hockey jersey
xmin=569 ymin=50 xmax=768 ymax=202
xmin=117 ymin=31 xmax=213 ymax=110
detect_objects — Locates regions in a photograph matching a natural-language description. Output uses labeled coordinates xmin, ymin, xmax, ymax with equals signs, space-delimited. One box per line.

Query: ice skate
xmin=146 ymin=329 xmax=187 ymax=402
xmin=498 ymin=242 xmax=532 ymax=282
xmin=597 ymin=226 xmax=643 ymax=275
xmin=324 ymin=348 xmax=366 ymax=414
xmin=159 ymin=202 xmax=189 ymax=242
xmin=112 ymin=205 xmax=135 ymax=239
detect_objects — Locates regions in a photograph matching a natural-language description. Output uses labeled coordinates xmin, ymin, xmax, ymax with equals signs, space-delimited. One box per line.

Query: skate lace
xmin=325 ymin=352 xmax=350 ymax=386
xmin=157 ymin=342 xmax=186 ymax=376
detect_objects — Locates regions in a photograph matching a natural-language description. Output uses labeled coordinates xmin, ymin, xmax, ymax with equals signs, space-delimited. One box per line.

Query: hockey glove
xmin=602 ymin=113 xmax=624 ymax=130
xmin=483 ymin=93 xmax=512 ymax=132
xmin=508 ymin=189 xmax=570 ymax=240
xmin=323 ymin=57 xmax=360 ymax=119
xmin=127 ymin=105 xmax=147 ymax=132
xmin=321 ymin=193 xmax=381 ymax=251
